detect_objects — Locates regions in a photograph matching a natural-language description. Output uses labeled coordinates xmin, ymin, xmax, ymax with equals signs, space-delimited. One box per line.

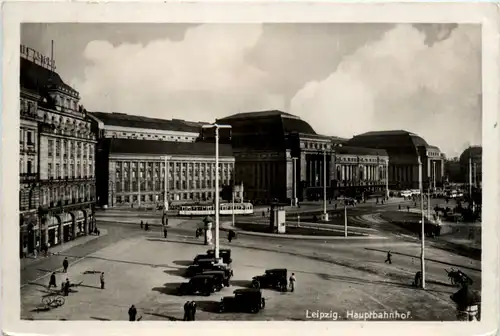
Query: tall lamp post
xmin=322 ymin=150 xmax=329 ymax=221
xmin=202 ymin=123 xmax=232 ymax=263
xmin=292 ymin=157 xmax=298 ymax=207
xmin=163 ymin=156 xmax=169 ymax=212
xmin=418 ymin=156 xmax=426 ymax=289
xmin=385 ymin=159 xmax=389 ymax=199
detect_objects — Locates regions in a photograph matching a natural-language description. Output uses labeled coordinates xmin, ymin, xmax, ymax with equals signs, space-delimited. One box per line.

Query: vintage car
xmin=178 ymin=274 xmax=218 ymax=296
xmin=219 ymin=288 xmax=266 ymax=313
xmin=206 ymin=249 xmax=233 ymax=264
xmin=185 ymin=260 xmax=228 ymax=278
xmin=201 ymin=270 xmax=231 ymax=290
xmin=251 ymin=268 xmax=287 ymax=292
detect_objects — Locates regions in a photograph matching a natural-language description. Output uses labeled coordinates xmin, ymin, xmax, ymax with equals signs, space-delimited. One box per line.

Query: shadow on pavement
xmin=228 ymin=280 xmax=252 ymax=288
xmin=61 ymin=254 xmax=173 ymax=269
xmin=195 ymin=300 xmax=221 ymax=313
xmin=91 ymin=316 xmax=111 ymax=321
xmin=147 ymin=238 xmax=205 ymax=247
xmin=30 ymin=307 xmax=51 ymax=313
xmin=152 ymin=282 xmax=183 ymax=296
xmin=163 ymin=269 xmax=188 ymax=278
xmin=364 ymin=247 xmax=481 ymax=272
xmin=83 ymin=270 xmax=103 ymax=274
xmin=173 ymin=260 xmax=192 ymax=266
xmin=78 ymin=283 xmax=102 ymax=290
xmin=144 ymin=312 xmax=182 ymax=321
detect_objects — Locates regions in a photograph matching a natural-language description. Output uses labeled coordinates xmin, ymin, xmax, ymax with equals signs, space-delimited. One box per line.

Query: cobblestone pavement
xmin=21 ymin=227 xmax=468 ymax=321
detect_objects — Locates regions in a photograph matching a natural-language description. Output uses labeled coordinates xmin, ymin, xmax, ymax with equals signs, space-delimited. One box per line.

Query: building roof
xmin=108 ymin=138 xmax=233 ymax=157
xmin=89 ymin=112 xmax=204 ymax=133
xmin=218 ymin=110 xmax=317 ymax=135
xmin=335 ymin=145 xmax=388 ymax=157
xmin=354 ymin=130 xmax=430 ymax=148
xmin=20 ymin=57 xmax=79 ymax=98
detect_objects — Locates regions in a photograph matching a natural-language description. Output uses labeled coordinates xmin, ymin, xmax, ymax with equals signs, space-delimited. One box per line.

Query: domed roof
xmin=459 ymin=146 xmax=482 ymax=161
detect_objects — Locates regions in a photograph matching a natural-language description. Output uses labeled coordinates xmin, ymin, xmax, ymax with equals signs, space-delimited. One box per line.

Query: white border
xmin=2 ymin=2 xmax=499 ymax=336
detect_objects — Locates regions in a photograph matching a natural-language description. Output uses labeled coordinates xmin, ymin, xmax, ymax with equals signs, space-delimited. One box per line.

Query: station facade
xmin=89 ymin=112 xmax=239 ymax=208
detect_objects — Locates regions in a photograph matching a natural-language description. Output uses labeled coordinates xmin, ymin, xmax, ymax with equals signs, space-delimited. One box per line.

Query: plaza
xmin=20 ymin=217 xmax=474 ymax=321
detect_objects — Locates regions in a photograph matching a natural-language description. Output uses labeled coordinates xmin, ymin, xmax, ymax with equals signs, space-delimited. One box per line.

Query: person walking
xmin=189 ymin=301 xmax=197 ymax=321
xmin=385 ymin=251 xmax=393 ymax=264
xmin=227 ymin=230 xmax=235 ymax=243
xmin=289 ymin=273 xmax=296 ymax=293
xmin=62 ymin=257 xmax=69 ymax=273
xmin=63 ymin=278 xmax=70 ymax=296
xmin=128 ymin=305 xmax=137 ymax=321
xmin=145 ymin=223 xmax=149 ymax=231
xmin=140 ymin=221 xmax=144 ymax=229
xmin=163 ymin=227 xmax=168 ymax=238
xmin=183 ymin=301 xmax=191 ymax=321
xmin=100 ymin=272 xmax=105 ymax=289
xmin=47 ymin=272 xmax=57 ymax=289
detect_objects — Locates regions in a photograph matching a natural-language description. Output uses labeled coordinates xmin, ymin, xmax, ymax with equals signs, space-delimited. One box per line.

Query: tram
xmin=178 ymin=202 xmax=254 ymax=216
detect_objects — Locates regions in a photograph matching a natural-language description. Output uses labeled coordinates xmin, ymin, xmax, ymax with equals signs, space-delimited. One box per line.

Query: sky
xmin=21 ymin=23 xmax=482 ymax=158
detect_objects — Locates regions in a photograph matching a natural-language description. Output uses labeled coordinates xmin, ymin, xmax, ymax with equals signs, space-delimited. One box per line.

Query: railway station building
xmin=89 ymin=112 xmax=239 ymax=208
xmin=216 ymin=110 xmax=390 ymax=203
xmin=345 ymin=130 xmax=445 ymax=190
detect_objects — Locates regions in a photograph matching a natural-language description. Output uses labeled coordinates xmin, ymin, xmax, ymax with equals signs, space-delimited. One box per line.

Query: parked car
xmin=185 ymin=261 xmax=227 ymax=277
xmin=178 ymin=274 xmax=218 ymax=296
xmin=251 ymin=268 xmax=287 ymax=292
xmin=219 ymin=288 xmax=266 ymax=313
xmin=201 ymin=269 xmax=232 ymax=290
xmin=206 ymin=249 xmax=232 ymax=264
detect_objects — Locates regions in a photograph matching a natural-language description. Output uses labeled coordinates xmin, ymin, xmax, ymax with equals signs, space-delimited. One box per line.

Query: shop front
xmin=59 ymin=212 xmax=74 ymax=243
xmin=19 ymin=213 xmax=39 ymax=257
xmin=85 ymin=208 xmax=94 ymax=234
xmin=72 ymin=210 xmax=86 ymax=237
xmin=45 ymin=215 xmax=61 ymax=247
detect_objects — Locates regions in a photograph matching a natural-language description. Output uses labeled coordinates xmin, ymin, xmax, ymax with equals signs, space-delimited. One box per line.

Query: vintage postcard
xmin=1 ymin=1 xmax=499 ymax=336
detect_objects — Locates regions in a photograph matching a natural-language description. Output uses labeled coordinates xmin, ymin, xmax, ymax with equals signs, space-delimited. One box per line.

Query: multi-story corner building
xmin=216 ymin=110 xmax=390 ymax=203
xmin=20 ymin=52 xmax=97 ymax=256
xmin=459 ymin=146 xmax=482 ymax=188
xmin=346 ymin=130 xmax=445 ymax=190
xmin=89 ymin=112 xmax=236 ymax=208
xmin=19 ymin=86 xmax=41 ymax=256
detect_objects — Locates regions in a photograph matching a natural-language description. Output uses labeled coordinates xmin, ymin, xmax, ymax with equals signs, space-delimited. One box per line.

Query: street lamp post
xmin=418 ymin=156 xmax=426 ymax=289
xmin=385 ymin=159 xmax=389 ymax=199
xmin=292 ymin=157 xmax=298 ymax=207
xmin=202 ymin=123 xmax=232 ymax=263
xmin=322 ymin=150 xmax=329 ymax=221
xmin=164 ymin=156 xmax=169 ymax=212
xmin=344 ymin=203 xmax=347 ymax=237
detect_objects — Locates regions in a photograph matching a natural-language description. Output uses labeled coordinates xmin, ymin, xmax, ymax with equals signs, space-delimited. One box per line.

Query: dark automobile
xmin=185 ymin=261 xmax=228 ymax=278
xmin=201 ymin=270 xmax=231 ymax=290
xmin=219 ymin=288 xmax=266 ymax=313
xmin=178 ymin=274 xmax=218 ymax=296
xmin=251 ymin=268 xmax=287 ymax=292
xmin=206 ymin=249 xmax=232 ymax=264
xmin=193 ymin=254 xmax=214 ymax=264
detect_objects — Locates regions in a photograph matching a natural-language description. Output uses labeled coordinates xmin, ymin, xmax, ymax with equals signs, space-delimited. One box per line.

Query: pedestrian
xmin=183 ymin=301 xmax=191 ymax=321
xmin=227 ymin=230 xmax=235 ymax=243
xmin=289 ymin=273 xmax=296 ymax=292
xmin=128 ymin=305 xmax=137 ymax=321
xmin=145 ymin=223 xmax=149 ymax=231
xmin=48 ymin=272 xmax=57 ymax=289
xmin=414 ymin=271 xmax=422 ymax=287
xmin=190 ymin=301 xmax=197 ymax=321
xmin=100 ymin=272 xmax=105 ymax=289
xmin=385 ymin=251 xmax=392 ymax=264
xmin=97 ymin=229 xmax=100 ymax=236
xmin=334 ymin=203 xmax=337 ymax=210
xmin=64 ymin=278 xmax=70 ymax=296
xmin=163 ymin=227 xmax=168 ymax=238
xmin=398 ymin=204 xmax=401 ymax=210
xmin=407 ymin=205 xmax=410 ymax=212
xmin=62 ymin=257 xmax=69 ymax=273
xmin=140 ymin=221 xmax=144 ymax=229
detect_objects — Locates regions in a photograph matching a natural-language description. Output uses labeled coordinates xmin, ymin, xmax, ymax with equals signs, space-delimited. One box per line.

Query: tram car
xmin=178 ymin=202 xmax=254 ymax=216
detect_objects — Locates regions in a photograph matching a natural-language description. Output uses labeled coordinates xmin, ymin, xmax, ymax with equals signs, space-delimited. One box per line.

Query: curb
xmin=219 ymin=223 xmax=386 ymax=241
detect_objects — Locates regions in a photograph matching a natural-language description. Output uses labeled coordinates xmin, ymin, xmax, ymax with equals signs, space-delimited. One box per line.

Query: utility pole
xmin=418 ymin=156 xmax=426 ymax=289
xmin=164 ymin=156 xmax=169 ymax=212
xmin=292 ymin=157 xmax=298 ymax=207
xmin=344 ymin=203 xmax=348 ymax=237
xmin=323 ymin=150 xmax=328 ymax=221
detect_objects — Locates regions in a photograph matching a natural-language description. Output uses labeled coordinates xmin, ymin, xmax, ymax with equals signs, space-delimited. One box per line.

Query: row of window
xmin=115 ymin=191 xmax=215 ymax=203
xmin=48 ymin=139 xmax=94 ymax=158
xmin=115 ymin=178 xmax=229 ymax=192
xmin=19 ymin=158 xmax=35 ymax=175
xmin=304 ymin=142 xmax=331 ymax=150
xmin=47 ymin=162 xmax=94 ymax=179
xmin=116 ymin=161 xmax=232 ymax=171
xmin=20 ymin=98 xmax=37 ymax=115
xmin=107 ymin=131 xmax=196 ymax=142
xmin=20 ymin=129 xmax=35 ymax=146
xmin=116 ymin=169 xmax=229 ymax=180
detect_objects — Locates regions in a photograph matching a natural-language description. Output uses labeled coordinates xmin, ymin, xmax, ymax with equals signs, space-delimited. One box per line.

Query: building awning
xmin=47 ymin=215 xmax=60 ymax=228
xmin=57 ymin=212 xmax=73 ymax=224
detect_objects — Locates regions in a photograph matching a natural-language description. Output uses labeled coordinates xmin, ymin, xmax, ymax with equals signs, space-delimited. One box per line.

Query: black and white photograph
xmin=2 ymin=2 xmax=499 ymax=335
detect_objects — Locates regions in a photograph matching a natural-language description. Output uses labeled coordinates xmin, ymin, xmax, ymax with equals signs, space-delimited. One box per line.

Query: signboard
xmin=20 ymin=45 xmax=56 ymax=71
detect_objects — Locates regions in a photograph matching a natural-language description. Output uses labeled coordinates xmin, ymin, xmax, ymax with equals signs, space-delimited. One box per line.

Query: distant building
xmin=459 ymin=146 xmax=482 ymax=187
xmin=346 ymin=130 xmax=445 ymax=190
xmin=89 ymin=112 xmax=236 ymax=208
xmin=20 ymin=53 xmax=97 ymax=257
xmin=217 ymin=110 xmax=389 ymax=203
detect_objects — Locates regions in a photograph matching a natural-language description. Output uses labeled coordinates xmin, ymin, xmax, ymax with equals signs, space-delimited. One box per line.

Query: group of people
xmin=183 ymin=301 xmax=197 ymax=321
xmin=140 ymin=221 xmax=150 ymax=231
xmin=47 ymin=257 xmax=105 ymax=293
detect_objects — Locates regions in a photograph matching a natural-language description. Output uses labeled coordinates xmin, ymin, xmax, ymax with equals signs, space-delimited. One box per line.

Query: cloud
xmin=290 ymin=24 xmax=481 ymax=157
xmin=72 ymin=24 xmax=285 ymax=121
